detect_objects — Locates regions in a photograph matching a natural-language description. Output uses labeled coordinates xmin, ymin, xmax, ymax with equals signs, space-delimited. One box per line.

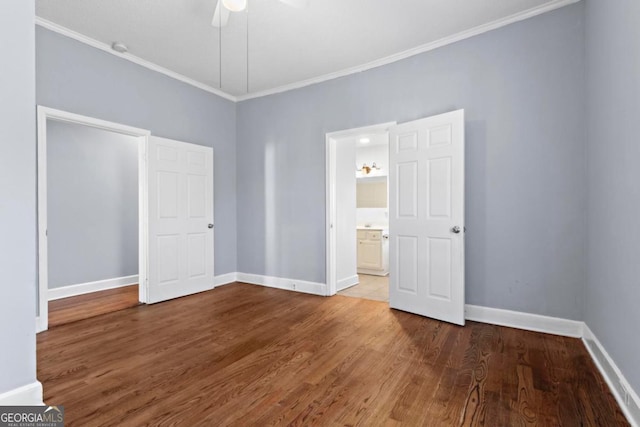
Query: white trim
xmin=236 ymin=0 xmax=581 ymax=101
xmin=464 ymin=304 xmax=584 ymax=338
xmin=37 ymin=106 xmax=151 ymax=333
xmin=35 ymin=17 xmax=236 ymax=103
xmin=583 ymin=325 xmax=640 ymax=427
xmin=356 ymin=268 xmax=388 ymax=277
xmin=326 ymin=122 xmax=396 ymax=297
xmin=35 ymin=317 xmax=46 ymax=334
xmin=0 ymin=382 xmax=43 ymax=406
xmin=138 ymin=131 xmax=149 ymax=305
xmin=48 ymin=275 xmax=139 ymax=301
xmin=337 ymin=274 xmax=359 ymax=291
xmin=236 ymin=273 xmax=326 ymax=296
xmin=214 ymin=272 xmax=238 ymax=287
xmin=36 ymin=1 xmax=579 ymax=104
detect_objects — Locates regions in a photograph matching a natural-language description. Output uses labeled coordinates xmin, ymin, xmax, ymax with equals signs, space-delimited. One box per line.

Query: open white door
xmin=389 ymin=110 xmax=465 ymax=325
xmin=147 ymin=136 xmax=214 ymax=304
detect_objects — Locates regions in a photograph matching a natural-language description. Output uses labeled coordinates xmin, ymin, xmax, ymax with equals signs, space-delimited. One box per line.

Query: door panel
xmin=397 ymin=161 xmax=418 ymax=218
xmin=389 ymin=110 xmax=465 ymax=325
xmin=147 ymin=136 xmax=214 ymax=304
xmin=397 ymin=235 xmax=418 ymax=294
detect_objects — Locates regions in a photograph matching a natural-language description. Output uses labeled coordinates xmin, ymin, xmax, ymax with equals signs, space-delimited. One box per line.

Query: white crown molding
xmin=0 ymin=382 xmax=43 ymax=406
xmin=236 ymin=0 xmax=581 ymax=101
xmin=35 ymin=17 xmax=237 ymax=103
xmin=583 ymin=325 xmax=640 ymax=427
xmin=36 ymin=0 xmax=579 ymax=104
xmin=48 ymin=275 xmax=139 ymax=301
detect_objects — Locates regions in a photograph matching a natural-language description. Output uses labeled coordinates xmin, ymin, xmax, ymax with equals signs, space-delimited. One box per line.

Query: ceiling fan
xmin=212 ymin=0 xmax=308 ymax=27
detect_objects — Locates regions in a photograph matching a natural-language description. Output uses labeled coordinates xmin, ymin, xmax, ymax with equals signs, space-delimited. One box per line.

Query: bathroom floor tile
xmin=338 ymin=274 xmax=389 ymax=302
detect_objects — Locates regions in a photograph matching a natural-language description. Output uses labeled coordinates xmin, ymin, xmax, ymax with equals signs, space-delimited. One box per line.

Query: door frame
xmin=36 ymin=106 xmax=151 ymax=332
xmin=325 ymin=122 xmax=396 ymax=296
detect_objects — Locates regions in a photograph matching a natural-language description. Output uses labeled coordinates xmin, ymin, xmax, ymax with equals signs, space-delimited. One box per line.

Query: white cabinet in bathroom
xmin=357 ymin=229 xmax=389 ymax=276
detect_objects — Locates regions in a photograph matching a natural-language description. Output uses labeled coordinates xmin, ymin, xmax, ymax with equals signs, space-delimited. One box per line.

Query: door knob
xmin=208 ymin=224 xmax=214 ymax=229
xmin=451 ymin=226 xmax=461 ymax=234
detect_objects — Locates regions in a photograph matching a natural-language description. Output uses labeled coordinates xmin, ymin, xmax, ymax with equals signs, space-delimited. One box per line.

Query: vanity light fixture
xmin=357 ymin=162 xmax=382 ymax=175
xmin=359 ymin=137 xmax=370 ymax=144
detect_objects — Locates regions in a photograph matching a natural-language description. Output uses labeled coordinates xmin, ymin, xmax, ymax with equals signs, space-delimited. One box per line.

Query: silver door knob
xmin=451 ymin=226 xmax=461 ymax=234
xmin=208 ymin=224 xmax=214 ymax=229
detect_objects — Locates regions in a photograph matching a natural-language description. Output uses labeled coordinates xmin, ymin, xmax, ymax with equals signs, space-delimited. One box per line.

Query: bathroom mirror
xmin=356 ymin=177 xmax=387 ymax=208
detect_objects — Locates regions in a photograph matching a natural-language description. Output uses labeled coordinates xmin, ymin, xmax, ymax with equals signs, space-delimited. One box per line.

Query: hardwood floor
xmin=37 ymin=283 xmax=628 ymax=426
xmin=48 ymin=285 xmax=140 ymax=327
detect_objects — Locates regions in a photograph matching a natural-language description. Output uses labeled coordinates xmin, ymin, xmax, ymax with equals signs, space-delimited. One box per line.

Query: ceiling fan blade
xmin=279 ymin=0 xmax=308 ymax=8
xmin=211 ymin=0 xmax=230 ymax=27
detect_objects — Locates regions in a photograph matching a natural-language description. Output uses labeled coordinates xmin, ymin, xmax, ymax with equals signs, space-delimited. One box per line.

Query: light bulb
xmin=222 ymin=0 xmax=247 ymax=12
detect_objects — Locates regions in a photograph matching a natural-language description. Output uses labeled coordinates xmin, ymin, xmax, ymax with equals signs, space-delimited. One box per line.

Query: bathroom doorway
xmin=325 ymin=122 xmax=394 ymax=302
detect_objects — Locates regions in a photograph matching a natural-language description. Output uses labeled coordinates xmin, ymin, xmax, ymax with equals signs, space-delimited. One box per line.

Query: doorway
xmin=325 ymin=122 xmax=395 ymax=300
xmin=36 ymin=107 xmax=150 ymax=332
xmin=326 ymin=110 xmax=466 ymax=325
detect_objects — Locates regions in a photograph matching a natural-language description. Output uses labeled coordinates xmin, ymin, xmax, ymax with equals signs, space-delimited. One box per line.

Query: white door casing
xmin=389 ymin=109 xmax=465 ymax=325
xmin=325 ymin=122 xmax=396 ymax=296
xmin=147 ymin=136 xmax=214 ymax=304
xmin=36 ymin=106 xmax=150 ymax=333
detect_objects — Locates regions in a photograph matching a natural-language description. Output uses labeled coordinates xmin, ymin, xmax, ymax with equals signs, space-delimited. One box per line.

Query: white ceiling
xmin=36 ymin=0 xmax=566 ymax=99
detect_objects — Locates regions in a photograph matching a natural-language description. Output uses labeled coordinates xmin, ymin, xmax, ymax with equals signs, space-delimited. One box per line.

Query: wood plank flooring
xmin=48 ymin=285 xmax=139 ymax=327
xmin=37 ymin=283 xmax=628 ymax=426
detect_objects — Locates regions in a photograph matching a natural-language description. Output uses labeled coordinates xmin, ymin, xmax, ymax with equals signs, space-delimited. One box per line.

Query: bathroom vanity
xmin=357 ymin=227 xmax=389 ymax=276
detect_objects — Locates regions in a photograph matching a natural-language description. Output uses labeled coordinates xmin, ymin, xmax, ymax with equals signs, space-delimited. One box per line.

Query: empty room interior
xmin=1 ymin=0 xmax=639 ymax=425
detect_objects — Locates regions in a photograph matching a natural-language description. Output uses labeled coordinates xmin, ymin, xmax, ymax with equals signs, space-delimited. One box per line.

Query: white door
xmin=389 ymin=110 xmax=465 ymax=325
xmin=147 ymin=136 xmax=214 ymax=304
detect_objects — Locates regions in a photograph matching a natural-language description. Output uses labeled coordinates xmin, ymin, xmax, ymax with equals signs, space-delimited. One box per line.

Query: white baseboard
xmin=35 ymin=316 xmax=46 ymax=334
xmin=0 ymin=382 xmax=43 ymax=406
xmin=337 ymin=274 xmax=359 ymax=291
xmin=583 ymin=325 xmax=640 ymax=427
xmin=464 ymin=304 xmax=584 ymax=338
xmin=48 ymin=275 xmax=139 ymax=301
xmin=236 ymin=272 xmax=326 ymax=296
xmin=214 ymin=272 xmax=238 ymax=287
xmin=357 ymin=268 xmax=389 ymax=276
xmin=464 ymin=304 xmax=637 ymax=426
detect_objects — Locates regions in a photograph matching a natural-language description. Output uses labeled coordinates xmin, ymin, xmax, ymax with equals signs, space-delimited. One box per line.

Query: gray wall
xmin=585 ymin=0 xmax=640 ymax=392
xmin=237 ymin=4 xmax=586 ymax=320
xmin=47 ymin=121 xmax=139 ymax=288
xmin=36 ymin=27 xmax=238 ymax=275
xmin=0 ymin=0 xmax=37 ymax=395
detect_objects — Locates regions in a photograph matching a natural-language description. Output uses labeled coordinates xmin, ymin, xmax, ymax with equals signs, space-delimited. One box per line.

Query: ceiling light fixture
xmin=359 ymin=138 xmax=371 ymax=144
xmin=222 ymin=0 xmax=247 ymax=12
